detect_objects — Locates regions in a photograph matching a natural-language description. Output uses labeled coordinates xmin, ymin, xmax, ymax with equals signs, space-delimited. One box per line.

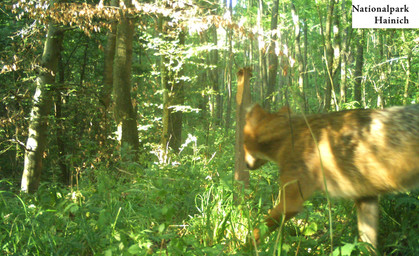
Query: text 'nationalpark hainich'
xmin=352 ymin=5 xmax=409 ymax=24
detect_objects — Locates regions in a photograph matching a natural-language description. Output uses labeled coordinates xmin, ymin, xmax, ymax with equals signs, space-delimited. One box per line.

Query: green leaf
xmin=158 ymin=223 xmax=165 ymax=233
xmin=113 ymin=231 xmax=121 ymax=241
xmin=333 ymin=243 xmax=356 ymax=256
xmin=104 ymin=249 xmax=113 ymax=256
xmin=127 ymin=244 xmax=141 ymax=254
xmin=302 ymin=222 xmax=317 ymax=236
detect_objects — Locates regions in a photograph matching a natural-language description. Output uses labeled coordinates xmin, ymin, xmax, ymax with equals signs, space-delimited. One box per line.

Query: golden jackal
xmin=244 ymin=104 xmax=419 ymax=251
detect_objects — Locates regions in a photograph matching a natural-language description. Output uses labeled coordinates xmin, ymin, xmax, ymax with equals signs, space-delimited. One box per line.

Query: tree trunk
xmin=209 ymin=24 xmax=221 ymax=125
xmin=403 ymin=48 xmax=412 ymax=105
xmin=375 ymin=31 xmax=389 ymax=109
xmin=339 ymin=0 xmax=351 ymax=106
xmin=265 ymin=0 xmax=279 ymax=111
xmin=79 ymin=43 xmax=89 ymax=85
xmin=354 ymin=29 xmax=364 ymax=108
xmin=323 ymin=0 xmax=335 ymax=111
xmin=258 ymin=0 xmax=268 ymax=108
xmin=234 ymin=67 xmax=252 ymax=200
xmin=331 ymin=6 xmax=341 ymax=111
xmin=113 ymin=0 xmax=139 ymax=157
xmin=303 ymin=18 xmax=309 ymax=107
xmin=21 ymin=22 xmax=63 ymax=193
xmin=160 ymin=17 xmax=170 ymax=161
xmin=167 ymin=32 xmax=185 ymax=153
xmin=160 ymin=16 xmax=185 ymax=157
xmin=56 ymin=50 xmax=69 ymax=185
xmin=291 ymin=2 xmax=307 ymax=112
xmin=98 ymin=0 xmax=118 ymax=150
xmin=102 ymin=0 xmax=117 ymax=109
xmin=225 ymin=0 xmax=233 ymax=134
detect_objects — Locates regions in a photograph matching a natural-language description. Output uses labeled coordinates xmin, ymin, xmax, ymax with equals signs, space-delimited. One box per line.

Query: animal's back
xmin=370 ymin=104 xmax=419 ymax=191
xmin=312 ymin=105 xmax=419 ymax=198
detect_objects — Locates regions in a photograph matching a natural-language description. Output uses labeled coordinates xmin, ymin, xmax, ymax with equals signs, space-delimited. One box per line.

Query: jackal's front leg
xmin=252 ymin=180 xmax=309 ymax=244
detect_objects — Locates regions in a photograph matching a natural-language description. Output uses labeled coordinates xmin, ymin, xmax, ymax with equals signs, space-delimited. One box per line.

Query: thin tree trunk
xmin=324 ymin=0 xmax=335 ymax=111
xmin=56 ymin=50 xmax=69 ymax=185
xmin=167 ymin=32 xmax=185 ymax=153
xmin=98 ymin=0 xmax=118 ymax=152
xmin=258 ymin=0 xmax=268 ymax=107
xmin=303 ymin=18 xmax=309 ymax=107
xmin=403 ymin=48 xmax=412 ymax=105
xmin=339 ymin=0 xmax=351 ymax=106
xmin=159 ymin=16 xmax=170 ymax=161
xmin=101 ymin=0 xmax=117 ymax=110
xmin=113 ymin=0 xmax=139 ymax=157
xmin=354 ymin=29 xmax=364 ymax=108
xmin=376 ymin=32 xmax=389 ymax=109
xmin=21 ymin=22 xmax=63 ymax=193
xmin=199 ymin=32 xmax=210 ymax=151
xmin=225 ymin=0 xmax=233 ymax=134
xmin=209 ymin=24 xmax=221 ymax=125
xmin=332 ymin=6 xmax=341 ymax=111
xmin=265 ymin=0 xmax=279 ymax=111
xmin=291 ymin=2 xmax=307 ymax=112
xmin=79 ymin=43 xmax=89 ymax=85
xmin=160 ymin=15 xmax=185 ymax=156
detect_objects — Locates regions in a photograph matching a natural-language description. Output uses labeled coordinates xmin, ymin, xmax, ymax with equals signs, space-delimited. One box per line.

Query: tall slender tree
xmin=265 ymin=0 xmax=279 ymax=111
xmin=291 ymin=1 xmax=307 ymax=111
xmin=160 ymin=10 xmax=185 ymax=156
xmin=339 ymin=0 xmax=351 ymax=106
xmin=258 ymin=0 xmax=268 ymax=107
xmin=113 ymin=0 xmax=140 ymax=157
xmin=99 ymin=0 xmax=118 ymax=149
xmin=354 ymin=29 xmax=364 ymax=108
xmin=323 ymin=0 xmax=335 ymax=111
xmin=224 ymin=0 xmax=233 ymax=133
xmin=21 ymin=12 xmax=64 ymax=193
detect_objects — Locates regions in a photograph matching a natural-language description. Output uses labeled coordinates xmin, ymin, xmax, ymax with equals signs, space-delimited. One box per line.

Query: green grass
xmin=1 ymin=147 xmax=418 ymax=255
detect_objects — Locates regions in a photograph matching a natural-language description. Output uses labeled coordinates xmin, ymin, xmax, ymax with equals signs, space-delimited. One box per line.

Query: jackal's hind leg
xmin=355 ymin=196 xmax=379 ymax=254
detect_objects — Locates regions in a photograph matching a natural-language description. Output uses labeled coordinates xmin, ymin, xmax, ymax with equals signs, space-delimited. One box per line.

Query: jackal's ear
xmin=246 ymin=104 xmax=268 ymax=126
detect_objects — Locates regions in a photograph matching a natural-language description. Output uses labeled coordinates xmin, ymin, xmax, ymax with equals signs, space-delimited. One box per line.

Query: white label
xmin=352 ymin=0 xmax=419 ymax=28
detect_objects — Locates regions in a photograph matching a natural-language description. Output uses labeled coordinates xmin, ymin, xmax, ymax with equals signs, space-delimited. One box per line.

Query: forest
xmin=0 ymin=0 xmax=418 ymax=255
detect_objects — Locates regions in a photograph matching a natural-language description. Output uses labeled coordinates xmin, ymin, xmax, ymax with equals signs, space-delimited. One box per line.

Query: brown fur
xmin=244 ymin=104 xmax=419 ymax=251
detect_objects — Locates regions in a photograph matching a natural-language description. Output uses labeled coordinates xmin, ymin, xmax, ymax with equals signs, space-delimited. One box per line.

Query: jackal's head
xmin=244 ymin=104 xmax=290 ymax=170
xmin=243 ymin=104 xmax=269 ymax=170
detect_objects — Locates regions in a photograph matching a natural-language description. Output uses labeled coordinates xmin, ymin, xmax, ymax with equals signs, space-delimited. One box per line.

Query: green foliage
xmin=2 ymin=138 xmax=419 ymax=255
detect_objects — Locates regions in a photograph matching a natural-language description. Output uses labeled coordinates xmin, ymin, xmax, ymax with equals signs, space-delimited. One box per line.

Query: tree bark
xmin=56 ymin=49 xmax=69 ymax=185
xmin=224 ymin=0 xmax=233 ymax=134
xmin=113 ymin=0 xmax=139 ymax=157
xmin=167 ymin=32 xmax=185 ymax=153
xmin=160 ymin=16 xmax=185 ymax=156
xmin=209 ymin=24 xmax=221 ymax=125
xmin=403 ymin=48 xmax=412 ymax=105
xmin=291 ymin=2 xmax=307 ymax=112
xmin=353 ymin=29 xmax=364 ymax=108
xmin=324 ymin=0 xmax=335 ymax=111
xmin=258 ymin=0 xmax=268 ymax=108
xmin=21 ymin=22 xmax=63 ymax=193
xmin=98 ymin=0 xmax=118 ymax=154
xmin=339 ymin=0 xmax=351 ymax=106
xmin=265 ymin=0 xmax=279 ymax=111
xmin=101 ymin=0 xmax=118 ymax=110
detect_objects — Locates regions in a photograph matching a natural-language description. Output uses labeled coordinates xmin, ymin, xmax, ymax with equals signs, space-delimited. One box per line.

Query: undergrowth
xmin=1 ymin=138 xmax=418 ymax=255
